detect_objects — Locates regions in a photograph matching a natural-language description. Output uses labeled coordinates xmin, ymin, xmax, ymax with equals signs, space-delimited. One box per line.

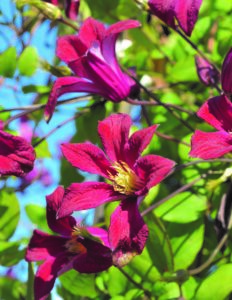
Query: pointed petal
xmin=0 ymin=130 xmax=35 ymax=177
xmin=107 ymin=19 xmax=141 ymax=36
xmin=73 ymin=239 xmax=112 ymax=273
xmin=87 ymin=227 xmax=110 ymax=247
xmin=221 ymin=48 xmax=232 ymax=94
xmin=197 ymin=95 xmax=232 ymax=132
xmin=58 ymin=182 xmax=121 ymax=218
xmin=44 ymin=77 xmax=102 ymax=122
xmin=125 ymin=124 xmax=158 ymax=167
xmin=134 ymin=155 xmax=175 ymax=196
xmin=98 ymin=114 xmax=132 ymax=162
xmin=190 ymin=130 xmax=232 ymax=159
xmin=25 ymin=230 xmax=68 ymax=262
xmin=195 ymin=55 xmax=220 ymax=86
xmin=148 ymin=0 xmax=176 ymax=30
xmin=34 ymin=254 xmax=69 ymax=300
xmin=175 ymin=0 xmax=202 ymax=36
xmin=109 ymin=199 xmax=149 ymax=267
xmin=46 ymin=186 xmax=76 ymax=236
xmin=61 ymin=142 xmax=112 ymax=178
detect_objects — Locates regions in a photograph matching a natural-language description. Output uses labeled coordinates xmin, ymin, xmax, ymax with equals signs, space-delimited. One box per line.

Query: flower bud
xmin=195 ymin=55 xmax=220 ymax=86
xmin=221 ymin=48 xmax=232 ymax=94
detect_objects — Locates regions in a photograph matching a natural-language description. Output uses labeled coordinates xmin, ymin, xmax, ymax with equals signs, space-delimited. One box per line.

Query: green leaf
xmin=26 ymin=262 xmax=34 ymax=300
xmin=0 ymin=191 xmax=20 ymax=240
xmin=22 ymin=84 xmax=50 ymax=94
xmin=108 ymin=267 xmax=128 ymax=296
xmin=0 ymin=47 xmax=17 ymax=78
xmin=18 ymin=46 xmax=38 ymax=76
xmin=166 ymin=219 xmax=205 ymax=270
xmin=25 ymin=204 xmax=50 ymax=232
xmin=0 ymin=241 xmax=25 ymax=266
xmin=155 ymin=192 xmax=207 ymax=223
xmin=144 ymin=213 xmax=174 ymax=272
xmin=195 ymin=264 xmax=232 ymax=300
xmin=34 ymin=139 xmax=51 ymax=158
xmin=59 ymin=269 xmax=97 ymax=298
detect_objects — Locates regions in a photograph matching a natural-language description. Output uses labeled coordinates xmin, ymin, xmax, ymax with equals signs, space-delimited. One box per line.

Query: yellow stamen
xmin=65 ymin=237 xmax=87 ymax=254
xmin=109 ymin=161 xmax=143 ymax=195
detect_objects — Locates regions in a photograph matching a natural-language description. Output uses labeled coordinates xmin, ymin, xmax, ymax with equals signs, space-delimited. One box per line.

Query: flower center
xmin=65 ymin=237 xmax=87 ymax=254
xmin=109 ymin=161 xmax=143 ymax=195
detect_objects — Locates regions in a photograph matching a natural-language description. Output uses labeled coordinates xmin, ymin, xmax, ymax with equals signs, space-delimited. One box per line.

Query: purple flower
xmin=0 ymin=130 xmax=35 ymax=177
xmin=221 ymin=48 xmax=232 ymax=95
xmin=195 ymin=55 xmax=220 ymax=87
xmin=45 ymin=17 xmax=140 ymax=122
xmin=26 ymin=186 xmax=112 ymax=300
xmin=58 ymin=113 xmax=175 ymax=266
xmin=190 ymin=95 xmax=232 ymax=159
xmin=148 ymin=0 xmax=202 ymax=36
xmin=43 ymin=0 xmax=80 ymax=20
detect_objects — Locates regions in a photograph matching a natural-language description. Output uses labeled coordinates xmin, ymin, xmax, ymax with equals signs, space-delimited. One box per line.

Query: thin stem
xmin=175 ymin=158 xmax=232 ymax=172
xmin=58 ymin=16 xmax=79 ymax=31
xmin=33 ymin=109 xmax=89 ymax=147
xmin=127 ymin=98 xmax=194 ymax=115
xmin=141 ymin=175 xmax=205 ymax=216
xmin=118 ymin=268 xmax=151 ymax=297
xmin=156 ymin=131 xmax=190 ymax=147
xmin=188 ymin=233 xmax=229 ymax=276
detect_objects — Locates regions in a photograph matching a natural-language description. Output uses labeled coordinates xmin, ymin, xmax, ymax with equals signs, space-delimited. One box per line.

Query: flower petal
xmin=34 ymin=254 xmax=69 ymax=300
xmin=0 ymin=130 xmax=35 ymax=177
xmin=61 ymin=142 xmax=112 ymax=178
xmin=125 ymin=124 xmax=158 ymax=167
xmin=65 ymin=0 xmax=80 ymax=20
xmin=109 ymin=199 xmax=148 ymax=267
xmin=175 ymin=0 xmax=202 ymax=36
xmin=195 ymin=55 xmax=220 ymax=86
xmin=221 ymin=48 xmax=232 ymax=94
xmin=46 ymin=186 xmax=76 ymax=236
xmin=87 ymin=227 xmax=110 ymax=247
xmin=190 ymin=130 xmax=232 ymax=159
xmin=58 ymin=182 xmax=121 ymax=218
xmin=44 ymin=77 xmax=103 ymax=122
xmin=197 ymin=95 xmax=232 ymax=132
xmin=73 ymin=239 xmax=112 ymax=273
xmin=134 ymin=155 xmax=175 ymax=196
xmin=98 ymin=114 xmax=132 ymax=162
xmin=25 ymin=230 xmax=68 ymax=261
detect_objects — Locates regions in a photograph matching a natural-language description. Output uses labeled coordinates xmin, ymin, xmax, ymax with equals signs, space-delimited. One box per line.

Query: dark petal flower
xmin=190 ymin=130 xmax=232 ymax=159
xmin=148 ymin=0 xmax=202 ymax=36
xmin=195 ymin=55 xmax=220 ymax=86
xmin=0 ymin=130 xmax=35 ymax=177
xmin=221 ymin=48 xmax=232 ymax=94
xmin=58 ymin=182 xmax=122 ymax=218
xmin=197 ymin=95 xmax=232 ymax=132
xmin=46 ymin=186 xmax=76 ymax=236
xmin=65 ymin=0 xmax=80 ymax=20
xmin=45 ymin=18 xmax=140 ymax=121
xmin=109 ymin=198 xmax=149 ymax=267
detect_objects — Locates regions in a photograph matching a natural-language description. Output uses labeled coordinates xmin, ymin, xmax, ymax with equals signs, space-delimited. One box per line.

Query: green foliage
xmin=25 ymin=204 xmax=50 ymax=232
xmin=0 ymin=47 xmax=17 ymax=78
xmin=18 ymin=46 xmax=39 ymax=76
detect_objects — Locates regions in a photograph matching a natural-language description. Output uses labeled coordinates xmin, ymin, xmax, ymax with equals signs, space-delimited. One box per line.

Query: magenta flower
xmin=45 ymin=17 xmax=140 ymax=122
xmin=26 ymin=186 xmax=112 ymax=300
xmin=148 ymin=0 xmax=202 ymax=36
xmin=0 ymin=130 xmax=35 ymax=177
xmin=190 ymin=95 xmax=232 ymax=159
xmin=59 ymin=113 xmax=175 ymax=266
xmin=221 ymin=48 xmax=232 ymax=95
xmin=195 ymin=55 xmax=220 ymax=87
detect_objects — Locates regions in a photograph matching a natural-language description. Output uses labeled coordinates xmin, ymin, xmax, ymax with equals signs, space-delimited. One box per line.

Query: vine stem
xmin=58 ymin=16 xmax=79 ymax=31
xmin=188 ymin=233 xmax=229 ymax=276
xmin=118 ymin=267 xmax=151 ymax=298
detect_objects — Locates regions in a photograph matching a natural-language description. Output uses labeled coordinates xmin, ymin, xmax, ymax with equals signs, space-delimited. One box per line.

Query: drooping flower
xmin=0 ymin=130 xmax=35 ymax=177
xmin=43 ymin=0 xmax=80 ymax=20
xmin=26 ymin=186 xmax=112 ymax=300
xmin=190 ymin=95 xmax=232 ymax=159
xmin=221 ymin=48 xmax=232 ymax=95
xmin=195 ymin=55 xmax=220 ymax=87
xmin=148 ymin=0 xmax=203 ymax=36
xmin=45 ymin=17 xmax=140 ymax=122
xmin=59 ymin=113 xmax=175 ymax=265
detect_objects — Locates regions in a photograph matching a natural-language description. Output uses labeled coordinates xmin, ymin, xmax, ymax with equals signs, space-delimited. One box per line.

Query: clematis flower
xmin=148 ymin=0 xmax=202 ymax=36
xmin=195 ymin=55 xmax=220 ymax=87
xmin=44 ymin=0 xmax=80 ymax=20
xmin=59 ymin=113 xmax=175 ymax=266
xmin=45 ymin=17 xmax=140 ymax=122
xmin=0 ymin=130 xmax=35 ymax=177
xmin=221 ymin=48 xmax=232 ymax=95
xmin=26 ymin=186 xmax=112 ymax=300
xmin=190 ymin=95 xmax=232 ymax=159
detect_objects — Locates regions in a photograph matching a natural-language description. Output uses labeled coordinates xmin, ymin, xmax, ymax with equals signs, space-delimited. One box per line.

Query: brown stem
xmin=58 ymin=16 xmax=79 ymax=31
xmin=175 ymin=158 xmax=232 ymax=172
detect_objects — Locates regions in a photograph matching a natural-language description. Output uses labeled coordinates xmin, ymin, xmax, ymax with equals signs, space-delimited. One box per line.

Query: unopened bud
xmin=195 ymin=55 xmax=220 ymax=87
xmin=221 ymin=48 xmax=232 ymax=95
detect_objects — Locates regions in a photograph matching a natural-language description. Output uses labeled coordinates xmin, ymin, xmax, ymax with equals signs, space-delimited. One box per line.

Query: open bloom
xmin=59 ymin=113 xmax=175 ymax=265
xmin=190 ymin=95 xmax=232 ymax=159
xmin=45 ymin=17 xmax=140 ymax=122
xmin=148 ymin=0 xmax=202 ymax=36
xmin=0 ymin=130 xmax=35 ymax=177
xmin=26 ymin=186 xmax=112 ymax=300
